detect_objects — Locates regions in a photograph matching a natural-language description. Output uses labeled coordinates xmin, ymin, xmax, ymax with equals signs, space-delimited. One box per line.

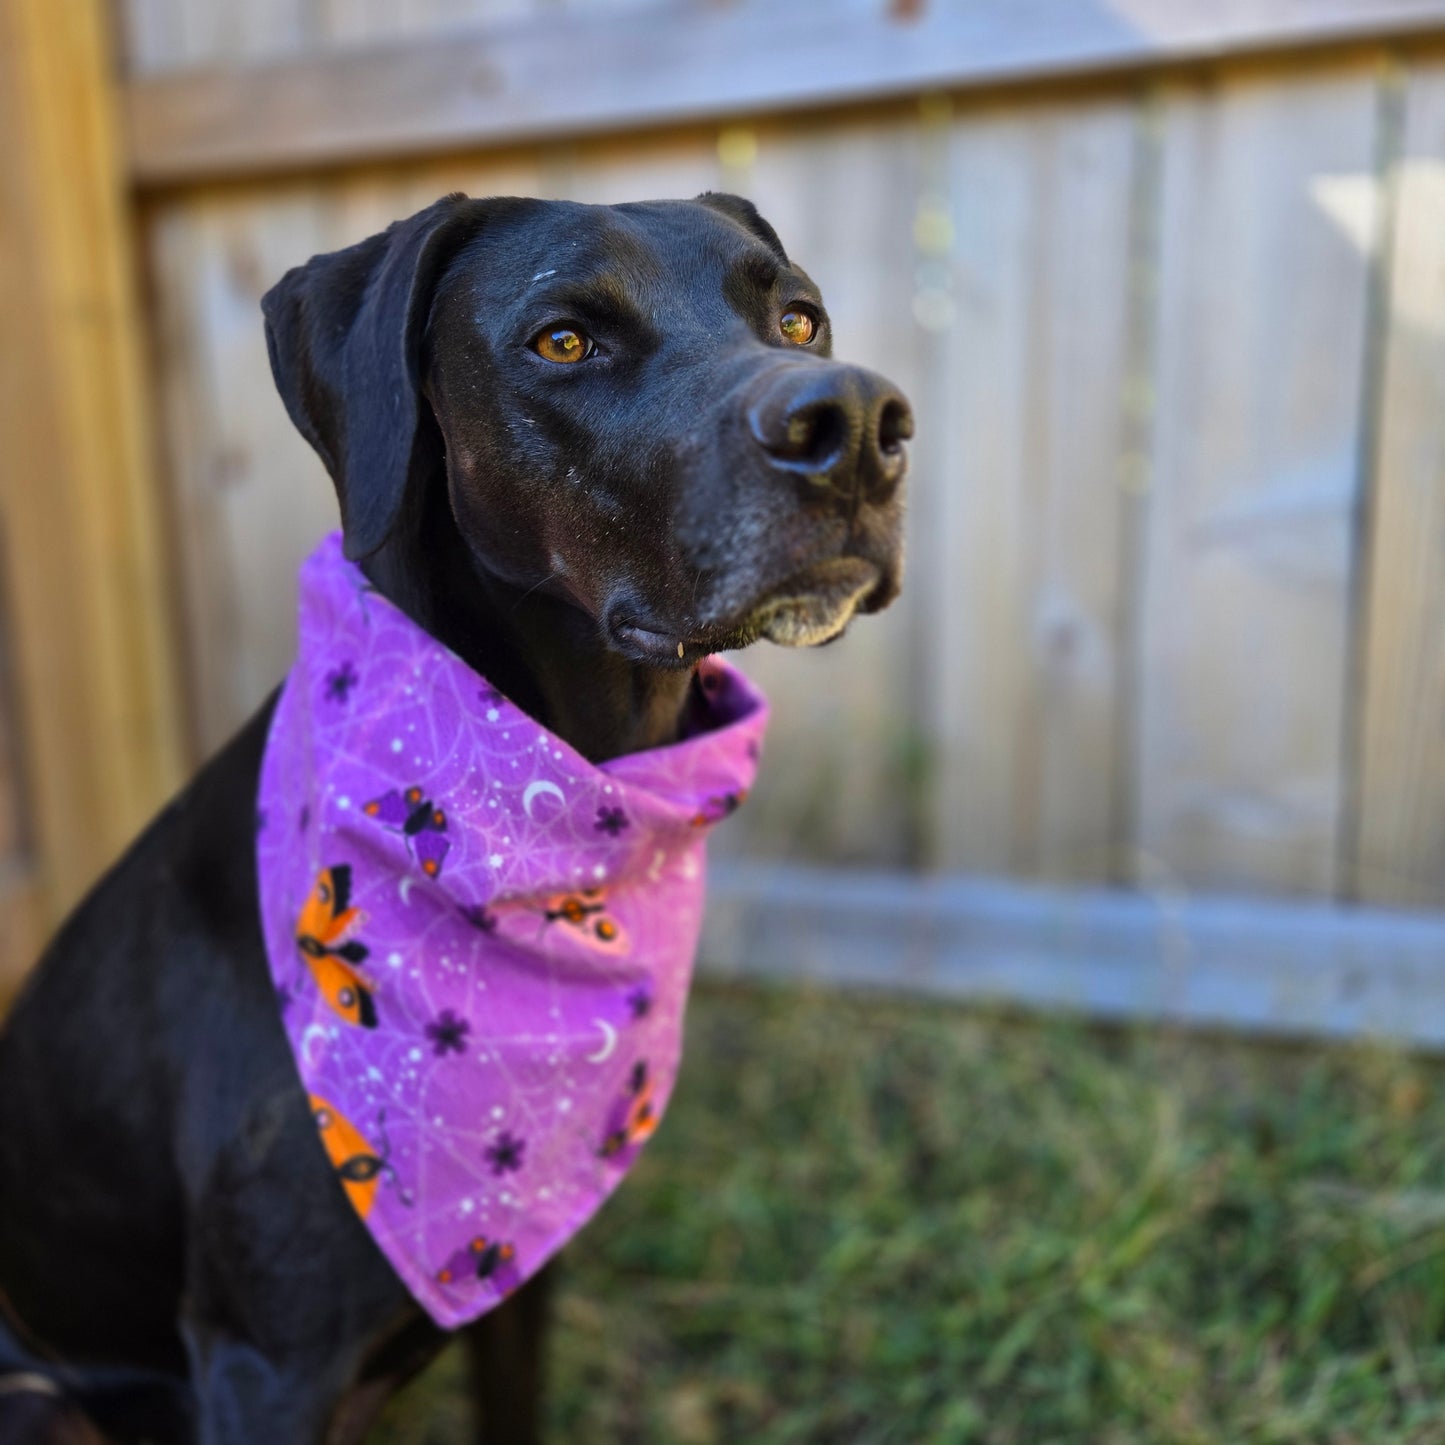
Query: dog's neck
xmin=359 ymin=491 xmax=696 ymax=764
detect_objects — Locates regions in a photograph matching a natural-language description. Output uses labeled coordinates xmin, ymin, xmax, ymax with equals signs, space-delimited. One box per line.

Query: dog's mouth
xmin=607 ymin=556 xmax=886 ymax=666
xmin=609 ymin=619 xmax=708 ymax=668
xmin=745 ymin=556 xmax=881 ymax=647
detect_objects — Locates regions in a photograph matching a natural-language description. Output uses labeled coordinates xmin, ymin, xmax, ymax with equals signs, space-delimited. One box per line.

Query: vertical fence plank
xmin=1354 ymin=60 xmax=1445 ymax=907
xmin=151 ymin=191 xmax=335 ymax=754
xmin=926 ymin=100 xmax=1138 ymax=880
xmin=1017 ymin=104 xmax=1140 ymax=882
xmin=1134 ymin=63 xmax=1381 ymax=897
xmin=0 ymin=0 xmax=187 ymax=944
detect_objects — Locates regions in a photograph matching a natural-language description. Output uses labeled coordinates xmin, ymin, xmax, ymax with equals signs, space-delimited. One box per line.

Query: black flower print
xmin=425 ymin=1008 xmax=471 ymax=1057
xmin=324 ymin=661 xmax=359 ymax=703
xmin=595 ymin=805 xmax=629 ymax=837
xmin=626 ymin=985 xmax=653 ymax=1020
xmin=484 ymin=1130 xmax=526 ymax=1176
xmin=299 ymin=804 xmax=310 ymax=833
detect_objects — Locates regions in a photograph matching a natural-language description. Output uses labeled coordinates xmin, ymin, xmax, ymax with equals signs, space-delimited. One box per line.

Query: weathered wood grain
xmin=1134 ymin=63 xmax=1381 ymax=897
xmin=1353 ymin=62 xmax=1445 ymax=908
xmin=122 ymin=0 xmax=1445 ymax=184
xmin=151 ymin=191 xmax=335 ymax=753
xmin=0 ymin=0 xmax=187 ymax=936
xmin=927 ymin=100 xmax=1138 ymax=881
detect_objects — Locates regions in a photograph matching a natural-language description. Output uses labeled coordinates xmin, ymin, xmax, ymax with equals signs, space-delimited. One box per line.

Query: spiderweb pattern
xmin=256 ymin=533 xmax=768 ymax=1327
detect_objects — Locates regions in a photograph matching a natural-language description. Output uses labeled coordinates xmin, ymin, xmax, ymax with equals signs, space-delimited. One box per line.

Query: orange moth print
xmin=295 ymin=864 xmax=378 ymax=1027
xmin=482 ymin=885 xmax=631 ymax=957
xmin=600 ymin=1060 xmax=659 ymax=1159
xmin=310 ymin=1093 xmax=409 ymax=1219
xmin=541 ymin=888 xmax=630 ymax=955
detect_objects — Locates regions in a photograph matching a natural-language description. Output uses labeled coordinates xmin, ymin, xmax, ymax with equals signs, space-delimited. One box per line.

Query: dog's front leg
xmin=464 ymin=1260 xmax=554 ymax=1445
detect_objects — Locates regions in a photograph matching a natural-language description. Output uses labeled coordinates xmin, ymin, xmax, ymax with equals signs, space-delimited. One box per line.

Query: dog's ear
xmin=695 ymin=192 xmax=789 ymax=265
xmin=262 ymin=193 xmax=485 ymax=560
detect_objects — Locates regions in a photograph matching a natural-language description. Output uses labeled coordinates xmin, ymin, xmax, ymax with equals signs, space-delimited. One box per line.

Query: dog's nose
xmin=746 ymin=364 xmax=913 ymax=505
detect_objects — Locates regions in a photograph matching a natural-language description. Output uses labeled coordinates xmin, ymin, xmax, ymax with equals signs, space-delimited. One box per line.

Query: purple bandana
xmin=256 ymin=533 xmax=767 ymax=1327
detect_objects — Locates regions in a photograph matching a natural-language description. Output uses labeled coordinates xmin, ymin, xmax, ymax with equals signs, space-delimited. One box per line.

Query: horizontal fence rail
xmin=703 ymin=863 xmax=1445 ymax=1049
xmin=124 ymin=0 xmax=1445 ymax=184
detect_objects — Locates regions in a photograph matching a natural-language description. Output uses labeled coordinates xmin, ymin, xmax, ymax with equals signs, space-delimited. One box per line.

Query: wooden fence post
xmin=0 ymin=0 xmax=188 ymax=989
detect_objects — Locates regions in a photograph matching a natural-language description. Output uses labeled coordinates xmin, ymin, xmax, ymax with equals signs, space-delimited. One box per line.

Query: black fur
xmin=0 ymin=193 xmax=910 ymax=1443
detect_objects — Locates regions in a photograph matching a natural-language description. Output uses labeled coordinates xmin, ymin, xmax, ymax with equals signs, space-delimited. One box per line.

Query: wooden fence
xmin=6 ymin=0 xmax=1445 ymax=1037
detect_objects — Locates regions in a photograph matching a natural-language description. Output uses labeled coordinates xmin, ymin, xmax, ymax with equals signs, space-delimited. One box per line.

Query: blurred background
xmin=8 ymin=1 xmax=1445 ymax=1440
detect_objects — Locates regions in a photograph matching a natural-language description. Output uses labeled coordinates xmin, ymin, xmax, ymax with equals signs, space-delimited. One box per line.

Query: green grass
xmin=371 ymin=983 xmax=1445 ymax=1444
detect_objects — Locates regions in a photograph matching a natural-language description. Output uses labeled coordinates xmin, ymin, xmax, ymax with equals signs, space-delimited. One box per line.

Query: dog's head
xmin=263 ymin=192 xmax=911 ymax=670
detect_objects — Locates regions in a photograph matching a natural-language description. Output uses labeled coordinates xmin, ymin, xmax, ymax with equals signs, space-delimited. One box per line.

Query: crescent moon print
xmin=521 ymin=779 xmax=565 ymax=819
xmin=301 ymin=1023 xmax=329 ymax=1068
xmin=585 ymin=1018 xmax=618 ymax=1064
xmin=399 ymin=876 xmax=414 ymax=906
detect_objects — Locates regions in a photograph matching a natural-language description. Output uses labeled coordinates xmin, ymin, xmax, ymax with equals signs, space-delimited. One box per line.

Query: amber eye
xmin=532 ymin=326 xmax=593 ymax=364
xmin=779 ymin=308 xmax=817 ymax=345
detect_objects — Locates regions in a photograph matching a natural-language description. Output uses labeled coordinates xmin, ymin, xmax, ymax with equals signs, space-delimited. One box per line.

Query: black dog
xmin=0 ymin=192 xmax=910 ymax=1444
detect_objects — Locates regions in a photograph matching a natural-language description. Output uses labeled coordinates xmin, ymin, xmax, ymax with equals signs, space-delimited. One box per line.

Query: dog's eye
xmin=779 ymin=309 xmax=817 ymax=346
xmin=532 ymin=327 xmax=594 ymax=364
